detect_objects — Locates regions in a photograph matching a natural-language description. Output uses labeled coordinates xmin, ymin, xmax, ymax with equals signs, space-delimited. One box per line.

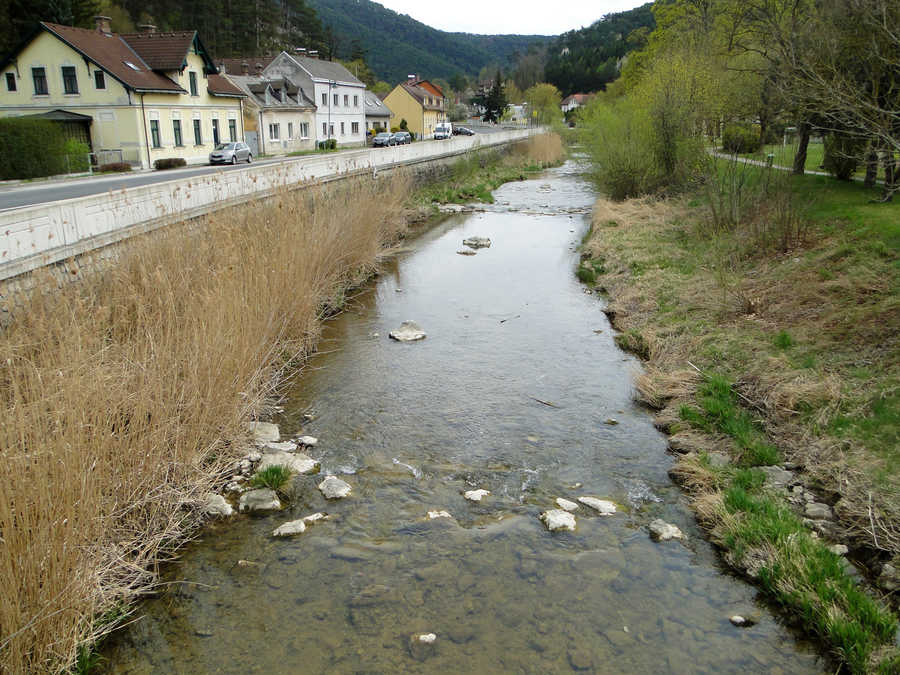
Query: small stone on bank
xmin=203 ymin=493 xmax=234 ymax=517
xmin=318 ymin=476 xmax=352 ymax=499
xmin=264 ymin=441 xmax=297 ymax=453
xmin=239 ymin=488 xmax=281 ymax=513
xmin=556 ymin=497 xmax=579 ymax=512
xmin=805 ymin=502 xmax=834 ymax=520
xmin=296 ymin=435 xmax=318 ymax=447
xmin=249 ymin=421 xmax=279 ymax=443
xmin=464 ymin=489 xmax=490 ymax=502
xmin=272 ymin=519 xmax=306 ymax=537
xmin=649 ymin=519 xmax=684 ymax=541
xmin=258 ymin=451 xmax=319 ymax=475
xmin=578 ymin=497 xmax=617 ymax=515
xmin=541 ymin=509 xmax=576 ymax=532
xmin=389 ymin=320 xmax=427 ymax=342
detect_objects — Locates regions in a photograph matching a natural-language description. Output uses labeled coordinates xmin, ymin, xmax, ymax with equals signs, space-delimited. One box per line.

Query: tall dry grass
xmin=0 ymin=173 xmax=410 ymax=673
xmin=517 ymin=132 xmax=565 ymax=166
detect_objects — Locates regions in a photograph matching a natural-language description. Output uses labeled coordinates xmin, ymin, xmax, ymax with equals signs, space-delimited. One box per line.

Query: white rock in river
xmin=464 ymin=489 xmax=490 ymax=502
xmin=578 ymin=497 xmax=617 ymax=515
xmin=556 ymin=498 xmax=579 ymax=512
xmin=541 ymin=509 xmax=576 ymax=532
xmin=417 ymin=633 xmax=437 ymax=643
xmin=239 ymin=488 xmax=281 ymax=513
xmin=427 ymin=510 xmax=453 ymax=519
xmin=249 ymin=421 xmax=279 ymax=443
xmin=463 ymin=236 xmax=491 ymax=249
xmin=303 ymin=512 xmax=327 ymax=524
xmin=389 ymin=321 xmax=427 ymax=342
xmin=296 ymin=435 xmax=318 ymax=447
xmin=258 ymin=451 xmax=319 ymax=475
xmin=272 ymin=519 xmax=306 ymax=537
xmin=203 ymin=493 xmax=234 ymax=517
xmin=264 ymin=441 xmax=298 ymax=453
xmin=649 ymin=519 xmax=684 ymax=541
xmin=318 ymin=476 xmax=352 ymax=499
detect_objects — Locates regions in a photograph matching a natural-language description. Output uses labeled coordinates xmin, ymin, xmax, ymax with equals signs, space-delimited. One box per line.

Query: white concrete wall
xmin=0 ymin=128 xmax=538 ymax=281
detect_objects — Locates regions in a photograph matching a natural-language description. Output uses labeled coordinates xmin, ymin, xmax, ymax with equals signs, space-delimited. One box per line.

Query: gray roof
xmin=226 ymin=73 xmax=316 ymax=111
xmin=365 ymin=92 xmax=390 ymax=118
xmin=288 ymin=53 xmax=363 ymax=86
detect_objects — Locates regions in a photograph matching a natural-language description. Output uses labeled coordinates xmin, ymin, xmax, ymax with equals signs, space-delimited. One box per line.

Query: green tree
xmin=524 ymin=83 xmax=563 ymax=125
xmin=482 ymin=70 xmax=507 ymax=123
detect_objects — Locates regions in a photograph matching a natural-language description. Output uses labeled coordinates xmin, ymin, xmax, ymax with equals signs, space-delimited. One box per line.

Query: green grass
xmin=415 ymin=151 xmax=549 ymax=205
xmin=249 ymin=465 xmax=292 ymax=492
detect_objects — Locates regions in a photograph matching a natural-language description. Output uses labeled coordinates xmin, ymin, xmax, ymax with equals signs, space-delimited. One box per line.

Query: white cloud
xmin=374 ymin=0 xmax=646 ymax=35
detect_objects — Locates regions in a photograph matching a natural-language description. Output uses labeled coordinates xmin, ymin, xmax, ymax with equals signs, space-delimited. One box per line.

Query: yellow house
xmin=0 ymin=17 xmax=245 ymax=168
xmin=383 ymin=77 xmax=447 ymax=140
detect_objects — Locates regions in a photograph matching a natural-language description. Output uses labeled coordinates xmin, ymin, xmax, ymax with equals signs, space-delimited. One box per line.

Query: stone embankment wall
xmin=0 ymin=129 xmax=535 ymax=324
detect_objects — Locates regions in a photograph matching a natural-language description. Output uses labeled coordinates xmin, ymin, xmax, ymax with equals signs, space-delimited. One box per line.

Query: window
xmin=32 ymin=67 xmax=47 ymax=95
xmin=322 ymin=122 xmax=327 ymax=137
xmin=173 ymin=119 xmax=183 ymax=146
xmin=5 ymin=73 xmax=15 ymax=91
xmin=61 ymin=66 xmax=79 ymax=94
xmin=228 ymin=118 xmax=237 ymax=142
xmin=193 ymin=118 xmax=202 ymax=145
xmin=340 ymin=122 xmax=345 ymax=135
xmin=333 ymin=93 xmax=338 ymax=106
xmin=321 ymin=92 xmax=327 ymax=105
xmin=299 ymin=122 xmax=309 ymax=138
xmin=351 ymin=122 xmax=359 ymax=134
xmin=212 ymin=118 xmax=220 ymax=145
xmin=287 ymin=122 xmax=293 ymax=139
xmin=329 ymin=123 xmax=334 ymax=137
xmin=354 ymin=95 xmax=358 ymax=107
xmin=343 ymin=94 xmax=348 ymax=106
xmin=94 ymin=70 xmax=105 ymax=89
xmin=189 ymin=71 xmax=198 ymax=96
xmin=269 ymin=123 xmax=280 ymax=140
xmin=150 ymin=120 xmax=161 ymax=148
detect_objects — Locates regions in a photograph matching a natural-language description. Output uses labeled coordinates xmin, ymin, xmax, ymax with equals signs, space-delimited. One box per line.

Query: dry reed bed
xmin=0 ymin=173 xmax=410 ymax=673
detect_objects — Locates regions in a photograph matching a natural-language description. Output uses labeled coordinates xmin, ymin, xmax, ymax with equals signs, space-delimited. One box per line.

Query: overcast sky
xmin=373 ymin=1 xmax=646 ymax=35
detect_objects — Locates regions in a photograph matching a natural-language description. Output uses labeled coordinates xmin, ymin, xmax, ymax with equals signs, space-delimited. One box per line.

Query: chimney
xmin=255 ymin=63 xmax=263 ymax=76
xmin=137 ymin=24 xmax=156 ymax=33
xmin=241 ymin=61 xmax=249 ymax=76
xmin=295 ymin=47 xmax=307 ymax=55
xmin=407 ymin=74 xmax=417 ymax=84
xmin=308 ymin=50 xmax=319 ymax=59
xmin=94 ymin=15 xmax=112 ymax=34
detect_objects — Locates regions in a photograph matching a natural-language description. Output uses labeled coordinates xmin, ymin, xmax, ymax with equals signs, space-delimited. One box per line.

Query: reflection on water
xmin=104 ymin=161 xmax=822 ymax=673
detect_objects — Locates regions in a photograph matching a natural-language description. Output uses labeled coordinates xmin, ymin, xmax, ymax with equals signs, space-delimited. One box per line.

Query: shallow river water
xmin=104 ymin=161 xmax=823 ymax=673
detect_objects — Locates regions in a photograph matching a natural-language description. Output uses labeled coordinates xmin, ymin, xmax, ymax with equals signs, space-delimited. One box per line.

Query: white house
xmin=264 ymin=50 xmax=366 ymax=147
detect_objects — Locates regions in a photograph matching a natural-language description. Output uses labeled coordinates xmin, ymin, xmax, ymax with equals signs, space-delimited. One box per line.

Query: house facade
xmin=264 ymin=50 xmax=365 ymax=147
xmin=364 ymin=92 xmax=390 ymax=135
xmin=561 ymin=93 xmax=593 ymax=114
xmin=224 ymin=69 xmax=316 ymax=155
xmin=383 ymin=77 xmax=447 ymax=140
xmin=0 ymin=18 xmax=245 ymax=168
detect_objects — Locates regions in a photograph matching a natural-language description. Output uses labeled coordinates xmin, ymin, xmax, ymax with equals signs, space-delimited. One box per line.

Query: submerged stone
xmin=457 ymin=249 xmax=476 ymax=256
xmin=318 ymin=476 xmax=352 ymax=499
xmin=463 ymin=236 xmax=491 ymax=249
xmin=578 ymin=497 xmax=617 ymax=515
xmin=540 ymin=509 xmax=576 ymax=532
xmin=649 ymin=519 xmax=684 ymax=541
xmin=239 ymin=488 xmax=281 ymax=513
xmin=427 ymin=510 xmax=453 ymax=519
xmin=389 ymin=321 xmax=427 ymax=342
xmin=464 ymin=489 xmax=490 ymax=502
xmin=303 ymin=512 xmax=327 ymax=524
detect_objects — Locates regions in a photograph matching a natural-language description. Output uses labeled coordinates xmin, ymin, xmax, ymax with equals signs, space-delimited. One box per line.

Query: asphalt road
xmin=0 ymin=125 xmax=504 ymax=211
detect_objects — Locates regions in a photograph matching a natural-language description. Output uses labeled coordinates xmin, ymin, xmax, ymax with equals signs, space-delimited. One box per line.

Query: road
xmin=0 ymin=125 xmax=507 ymax=211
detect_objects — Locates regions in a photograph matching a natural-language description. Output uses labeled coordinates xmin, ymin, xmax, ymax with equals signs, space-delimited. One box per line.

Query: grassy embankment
xmin=415 ymin=132 xmax=565 ymax=205
xmin=0 ymin=132 xmax=563 ymax=674
xmin=580 ymin=166 xmax=899 ymax=672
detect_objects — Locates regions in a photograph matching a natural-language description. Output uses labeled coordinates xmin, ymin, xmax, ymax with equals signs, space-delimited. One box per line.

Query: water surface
xmin=105 ymin=161 xmax=822 ymax=673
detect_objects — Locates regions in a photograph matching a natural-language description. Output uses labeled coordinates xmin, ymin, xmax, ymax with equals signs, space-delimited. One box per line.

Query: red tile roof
xmin=207 ymin=73 xmax=246 ymax=97
xmin=119 ymin=30 xmax=196 ymax=71
xmin=400 ymin=83 xmax=443 ymax=111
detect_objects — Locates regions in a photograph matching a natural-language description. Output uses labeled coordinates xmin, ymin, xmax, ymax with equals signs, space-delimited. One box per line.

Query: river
xmin=103 ymin=159 xmax=822 ymax=673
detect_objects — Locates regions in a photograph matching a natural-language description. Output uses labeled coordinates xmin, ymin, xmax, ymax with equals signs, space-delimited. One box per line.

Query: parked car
xmin=209 ymin=142 xmax=251 ymax=165
xmin=373 ymin=132 xmax=396 ymax=147
xmin=453 ymin=126 xmax=475 ymax=136
xmin=434 ymin=122 xmax=452 ymax=140
xmin=392 ymin=131 xmax=412 ymax=145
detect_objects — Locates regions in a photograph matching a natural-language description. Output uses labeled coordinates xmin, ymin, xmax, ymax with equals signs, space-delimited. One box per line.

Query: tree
xmin=524 ymin=83 xmax=563 ymax=125
xmin=482 ymin=70 xmax=507 ymax=123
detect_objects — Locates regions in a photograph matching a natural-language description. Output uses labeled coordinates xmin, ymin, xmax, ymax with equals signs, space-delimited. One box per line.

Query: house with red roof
xmin=561 ymin=93 xmax=594 ymax=114
xmin=0 ymin=16 xmax=246 ymax=168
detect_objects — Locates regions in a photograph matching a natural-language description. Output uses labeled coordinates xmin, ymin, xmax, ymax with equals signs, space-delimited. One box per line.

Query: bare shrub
xmin=0 ymin=173 xmax=410 ymax=672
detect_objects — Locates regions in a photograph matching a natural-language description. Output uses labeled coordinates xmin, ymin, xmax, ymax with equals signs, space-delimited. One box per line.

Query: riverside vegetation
xmin=0 ymin=133 xmax=562 ymax=674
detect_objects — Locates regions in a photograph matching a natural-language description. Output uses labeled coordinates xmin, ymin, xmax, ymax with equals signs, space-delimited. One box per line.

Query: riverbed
xmin=103 ymin=160 xmax=822 ymax=673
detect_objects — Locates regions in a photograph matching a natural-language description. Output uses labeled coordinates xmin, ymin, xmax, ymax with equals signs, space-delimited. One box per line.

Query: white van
xmin=434 ymin=122 xmax=452 ymax=140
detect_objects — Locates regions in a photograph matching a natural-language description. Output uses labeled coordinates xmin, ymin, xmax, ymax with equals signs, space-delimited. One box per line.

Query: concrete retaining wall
xmin=0 ymin=128 xmax=535 ymax=282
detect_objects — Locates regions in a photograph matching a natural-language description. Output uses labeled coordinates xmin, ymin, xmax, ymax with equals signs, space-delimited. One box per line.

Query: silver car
xmin=209 ymin=142 xmax=252 ymax=165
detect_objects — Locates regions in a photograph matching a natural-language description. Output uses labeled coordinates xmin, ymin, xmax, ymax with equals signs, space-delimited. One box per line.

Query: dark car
xmin=209 ymin=142 xmax=252 ymax=164
xmin=373 ymin=132 xmax=395 ymax=147
xmin=453 ymin=126 xmax=475 ymax=136
xmin=392 ymin=131 xmax=412 ymax=145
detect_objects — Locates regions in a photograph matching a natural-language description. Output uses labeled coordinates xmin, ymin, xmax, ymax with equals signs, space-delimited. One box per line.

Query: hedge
xmin=98 ymin=162 xmax=132 ymax=173
xmin=0 ymin=118 xmax=71 ymax=179
xmin=722 ymin=123 xmax=762 ymax=154
xmin=154 ymin=157 xmax=186 ymax=170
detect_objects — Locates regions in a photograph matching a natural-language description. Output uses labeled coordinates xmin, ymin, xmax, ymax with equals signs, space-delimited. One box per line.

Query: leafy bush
xmin=249 ymin=465 xmax=292 ymax=492
xmin=98 ymin=162 xmax=132 ymax=173
xmin=63 ymin=138 xmax=90 ymax=173
xmin=317 ymin=138 xmax=337 ymax=150
xmin=722 ymin=124 xmax=762 ymax=154
xmin=153 ymin=157 xmax=186 ymax=170
xmin=0 ymin=118 xmax=69 ymax=179
xmin=823 ymin=133 xmax=862 ymax=181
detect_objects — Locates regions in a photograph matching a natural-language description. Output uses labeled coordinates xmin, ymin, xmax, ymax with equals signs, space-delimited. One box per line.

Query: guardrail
xmin=0 ymin=128 xmax=537 ymax=281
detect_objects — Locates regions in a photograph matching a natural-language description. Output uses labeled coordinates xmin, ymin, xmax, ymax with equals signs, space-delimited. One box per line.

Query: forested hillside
xmin=544 ymin=3 xmax=654 ymax=96
xmin=306 ymin=0 xmax=548 ymax=83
